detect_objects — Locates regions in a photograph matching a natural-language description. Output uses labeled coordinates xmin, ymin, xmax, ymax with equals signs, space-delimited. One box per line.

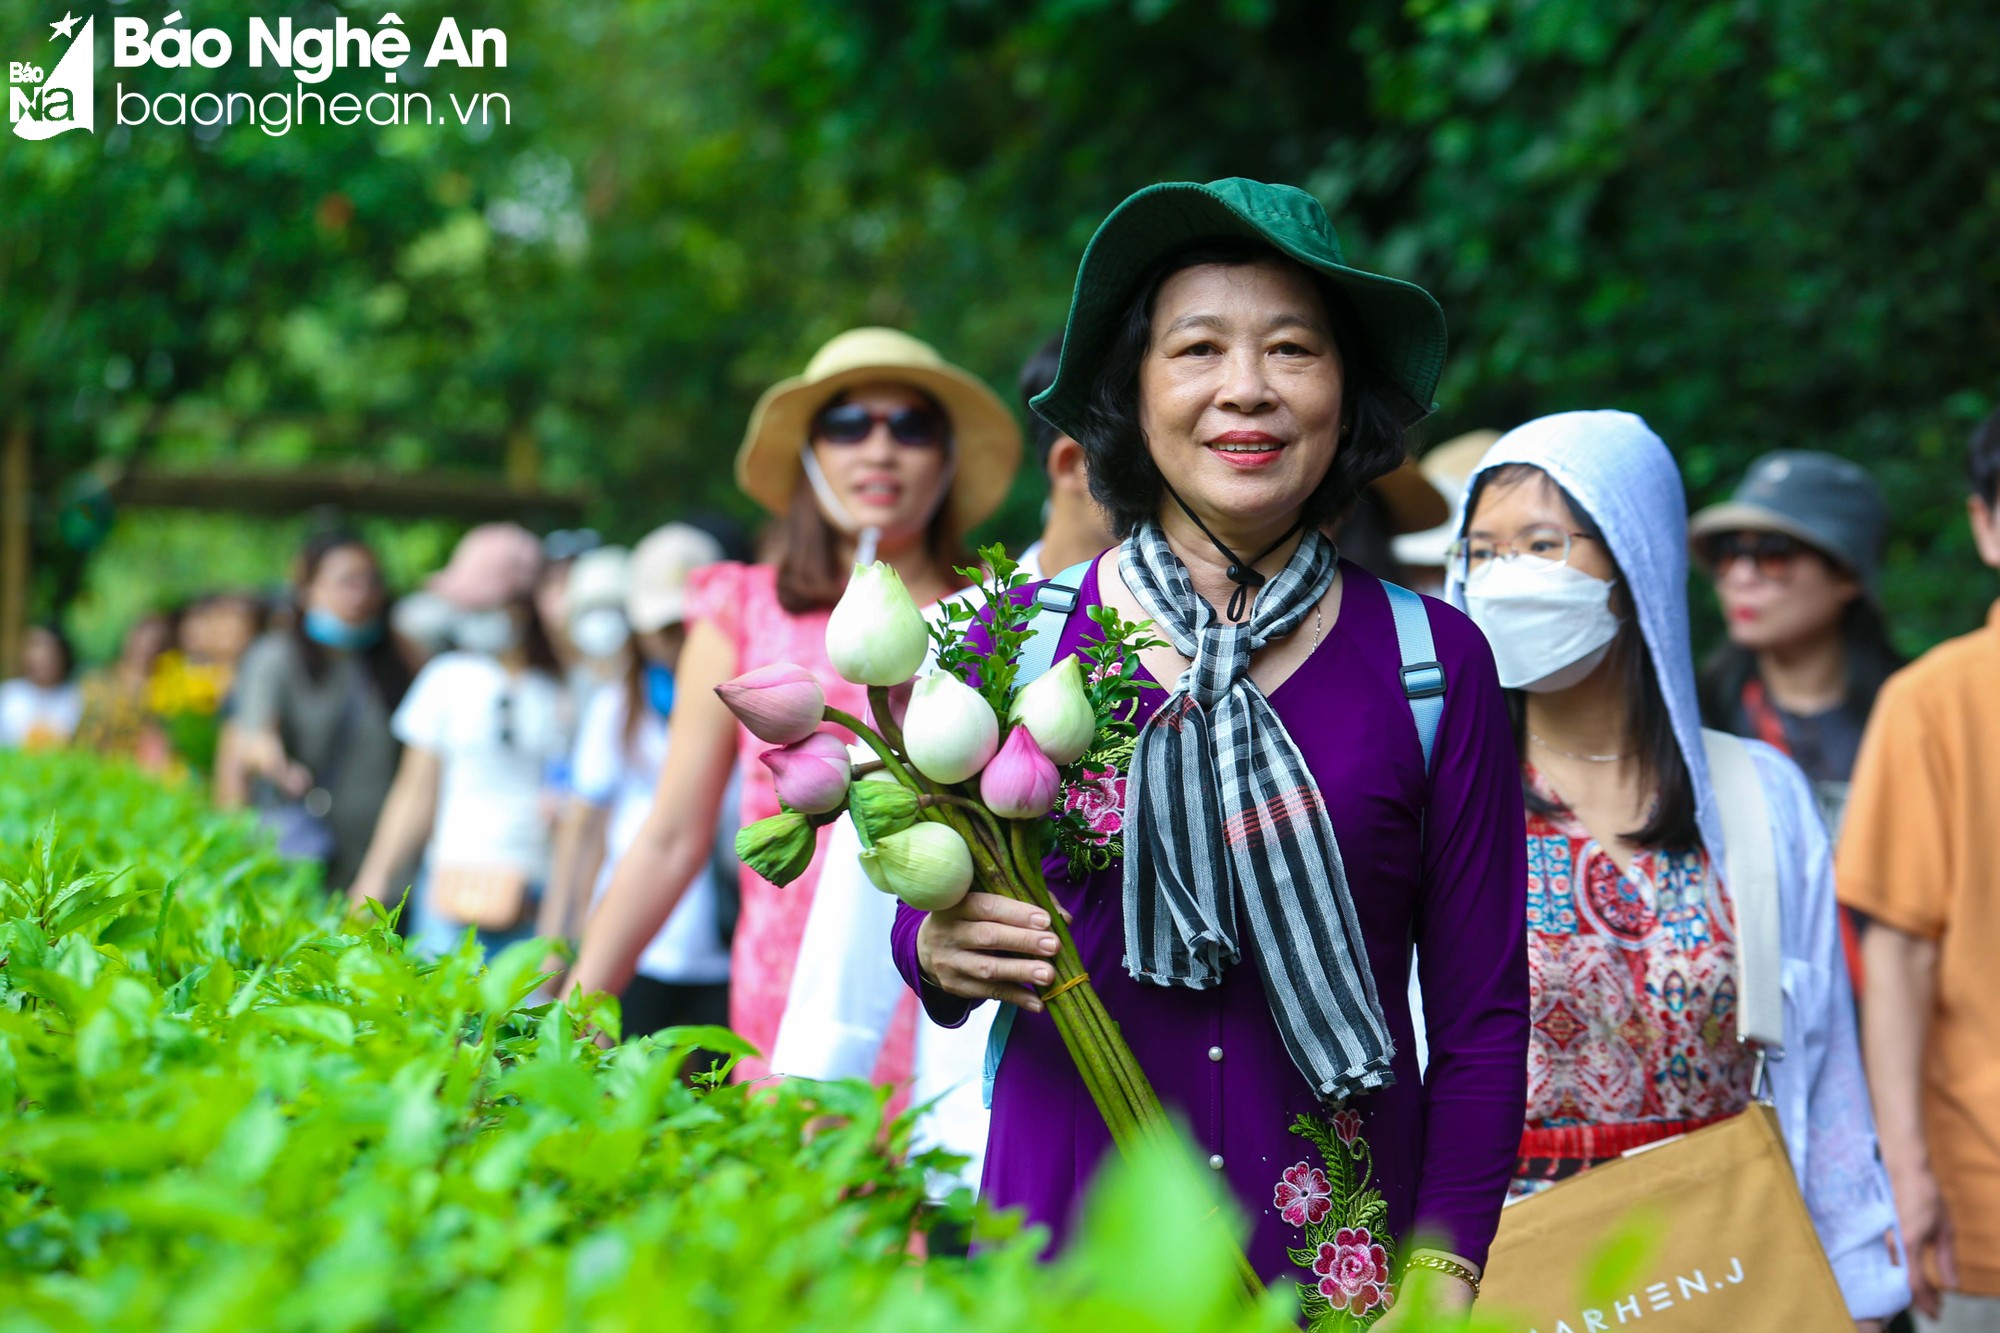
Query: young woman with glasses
xmin=561 ymin=329 xmax=1021 ymax=1087
xmin=1451 ymin=416 xmax=1906 ymax=1330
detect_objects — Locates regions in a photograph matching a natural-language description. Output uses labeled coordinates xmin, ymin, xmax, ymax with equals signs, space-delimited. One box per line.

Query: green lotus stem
xmin=1003 ymin=818 xmax=1171 ymax=1151
xmin=866 ymin=686 xmax=911 ymax=755
xmin=932 ymin=791 xmax=1012 ymax=852
xmin=820 ymin=706 xmax=922 ymax=793
xmin=1012 ymin=830 xmax=1164 ymax=1150
xmin=838 ymin=694 xmax=1259 ymax=1301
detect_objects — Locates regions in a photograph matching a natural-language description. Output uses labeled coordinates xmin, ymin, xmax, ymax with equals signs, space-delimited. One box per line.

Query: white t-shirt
xmin=0 ymin=680 xmax=81 ymax=749
xmin=772 ymin=595 xmax=992 ymax=1201
xmin=392 ymin=653 xmax=567 ymax=882
xmin=775 ymin=810 xmax=994 ymax=1199
xmin=570 ymin=682 xmax=731 ymax=985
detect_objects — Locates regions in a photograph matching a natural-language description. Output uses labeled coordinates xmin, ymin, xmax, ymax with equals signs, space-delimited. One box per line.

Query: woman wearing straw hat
xmin=564 ymin=328 xmax=1021 ymax=1087
xmin=895 ymin=180 xmax=1528 ymax=1319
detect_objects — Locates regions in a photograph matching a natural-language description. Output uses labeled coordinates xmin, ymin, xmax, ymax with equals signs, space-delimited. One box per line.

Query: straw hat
xmin=1369 ymin=459 xmax=1452 ymax=537
xmin=1392 ymin=430 xmax=1505 ymax=567
xmin=734 ymin=328 xmax=1022 ymax=534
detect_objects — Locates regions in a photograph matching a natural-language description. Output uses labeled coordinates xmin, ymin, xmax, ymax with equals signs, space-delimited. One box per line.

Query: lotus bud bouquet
xmin=719 ymin=547 xmax=1188 ymax=1159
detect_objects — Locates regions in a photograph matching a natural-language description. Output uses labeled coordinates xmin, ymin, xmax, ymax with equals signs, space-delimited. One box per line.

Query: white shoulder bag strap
xmin=1701 ymin=729 xmax=1785 ymax=1060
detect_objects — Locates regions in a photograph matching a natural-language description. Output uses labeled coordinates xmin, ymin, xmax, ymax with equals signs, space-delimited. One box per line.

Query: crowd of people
xmin=6 ymin=176 xmax=1997 ymax=1331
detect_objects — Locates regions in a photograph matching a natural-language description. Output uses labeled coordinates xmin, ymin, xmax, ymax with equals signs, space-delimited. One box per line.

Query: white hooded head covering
xmin=1445 ymin=410 xmax=1724 ymax=862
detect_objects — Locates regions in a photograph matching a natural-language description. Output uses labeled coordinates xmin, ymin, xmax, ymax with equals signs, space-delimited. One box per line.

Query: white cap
xmin=627 ymin=524 xmax=725 ymax=632
xmin=563 ymin=546 xmax=631 ymax=618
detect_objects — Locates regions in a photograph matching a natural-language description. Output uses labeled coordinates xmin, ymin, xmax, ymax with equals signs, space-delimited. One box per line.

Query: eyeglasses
xmin=811 ymin=403 xmax=947 ymax=449
xmin=1446 ymin=526 xmax=1598 ymax=580
xmin=1701 ymin=531 xmax=1807 ymax=580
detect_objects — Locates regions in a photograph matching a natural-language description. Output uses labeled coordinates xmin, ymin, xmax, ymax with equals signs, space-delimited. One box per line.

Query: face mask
xmin=1464 ymin=557 xmax=1621 ymax=693
xmin=304 ymin=608 xmax=382 ymax=651
xmin=569 ymin=606 xmax=629 ymax=660
xmin=645 ymin=663 xmax=676 ymax=718
xmin=452 ymin=609 xmax=519 ymax=656
xmin=390 ymin=590 xmax=456 ymax=651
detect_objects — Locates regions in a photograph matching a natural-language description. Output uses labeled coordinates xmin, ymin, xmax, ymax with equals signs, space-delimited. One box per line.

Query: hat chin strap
xmin=798 ymin=443 xmax=958 ymax=570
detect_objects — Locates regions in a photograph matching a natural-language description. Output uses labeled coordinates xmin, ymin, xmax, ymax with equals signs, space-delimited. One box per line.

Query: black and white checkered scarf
xmin=1119 ymin=519 xmax=1395 ymax=1100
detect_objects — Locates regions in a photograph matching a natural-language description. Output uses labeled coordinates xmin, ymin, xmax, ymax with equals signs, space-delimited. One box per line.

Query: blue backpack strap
xmin=1383 ymin=581 xmax=1446 ymax=776
xmin=982 ymin=1005 xmax=1015 ymax=1109
xmin=983 ymin=557 xmax=1093 ymax=1109
xmin=1011 ymin=559 xmax=1093 ymax=686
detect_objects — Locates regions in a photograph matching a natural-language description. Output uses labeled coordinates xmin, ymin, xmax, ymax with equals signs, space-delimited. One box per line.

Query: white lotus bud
xmin=1007 ymin=655 xmax=1097 ymax=766
xmin=902 ymin=671 xmax=1000 ymax=785
xmin=857 ymin=822 xmax=974 ymax=911
xmin=825 ymin=561 xmax=930 ymax=687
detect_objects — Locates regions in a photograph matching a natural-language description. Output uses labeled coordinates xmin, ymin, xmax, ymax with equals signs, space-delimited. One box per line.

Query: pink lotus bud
xmin=979 ymin=725 xmax=1061 ymax=819
xmin=716 ymin=663 xmax=826 ymax=745
xmin=759 ymin=731 xmax=853 ymax=815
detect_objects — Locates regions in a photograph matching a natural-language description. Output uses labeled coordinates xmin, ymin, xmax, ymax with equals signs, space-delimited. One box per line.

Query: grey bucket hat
xmin=1689 ymin=450 xmax=1888 ymax=594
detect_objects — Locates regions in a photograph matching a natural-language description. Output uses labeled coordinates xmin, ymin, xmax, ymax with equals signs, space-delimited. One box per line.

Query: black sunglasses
xmin=1703 ymin=530 xmax=1809 ymax=579
xmin=811 ymin=403 xmax=947 ymax=449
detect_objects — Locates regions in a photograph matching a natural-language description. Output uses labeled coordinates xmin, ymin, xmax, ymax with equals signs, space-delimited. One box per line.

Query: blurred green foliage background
xmin=5 ymin=0 xmax=1997 ymax=659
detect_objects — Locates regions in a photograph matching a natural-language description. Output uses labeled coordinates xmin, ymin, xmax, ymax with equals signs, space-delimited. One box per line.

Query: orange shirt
xmin=1837 ymin=598 xmax=2000 ymax=1297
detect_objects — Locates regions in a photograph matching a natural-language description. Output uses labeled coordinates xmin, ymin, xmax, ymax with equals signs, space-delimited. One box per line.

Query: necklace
xmin=1311 ymin=595 xmax=1323 ymax=649
xmin=1530 ymin=731 xmax=1631 ymax=763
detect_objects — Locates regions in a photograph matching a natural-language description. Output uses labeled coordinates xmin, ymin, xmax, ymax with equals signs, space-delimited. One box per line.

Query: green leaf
xmin=479 ymin=938 xmax=557 ymax=1017
xmin=250 ymin=1004 xmax=357 ymax=1047
xmin=1580 ymin=1208 xmax=1662 ymax=1307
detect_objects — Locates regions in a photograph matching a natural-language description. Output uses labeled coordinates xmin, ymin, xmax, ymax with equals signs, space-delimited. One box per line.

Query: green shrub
xmin=0 ymin=752 xmax=1526 ymax=1331
xmin=0 ymin=753 xmax=1315 ymax=1331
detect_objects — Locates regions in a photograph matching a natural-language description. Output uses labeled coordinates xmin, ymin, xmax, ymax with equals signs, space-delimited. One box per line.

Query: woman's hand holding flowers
xmin=915 ymin=892 xmax=1060 ymax=1013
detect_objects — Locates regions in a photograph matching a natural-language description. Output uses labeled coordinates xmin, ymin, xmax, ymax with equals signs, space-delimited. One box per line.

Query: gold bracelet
xmin=1403 ymin=1252 xmax=1481 ymax=1299
xmin=1039 ymin=971 xmax=1089 ymax=1003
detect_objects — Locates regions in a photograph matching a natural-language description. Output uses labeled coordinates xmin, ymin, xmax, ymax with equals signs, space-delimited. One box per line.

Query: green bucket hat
xmin=1029 ymin=178 xmax=1447 ymax=442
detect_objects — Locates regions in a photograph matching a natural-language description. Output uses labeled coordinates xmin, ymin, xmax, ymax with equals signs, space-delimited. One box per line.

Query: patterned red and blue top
xmin=1512 ymin=767 xmax=1754 ymax=1193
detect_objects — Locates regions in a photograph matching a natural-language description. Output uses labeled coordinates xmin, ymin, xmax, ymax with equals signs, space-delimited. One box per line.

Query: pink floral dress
xmin=687 ymin=562 xmax=916 ymax=1089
